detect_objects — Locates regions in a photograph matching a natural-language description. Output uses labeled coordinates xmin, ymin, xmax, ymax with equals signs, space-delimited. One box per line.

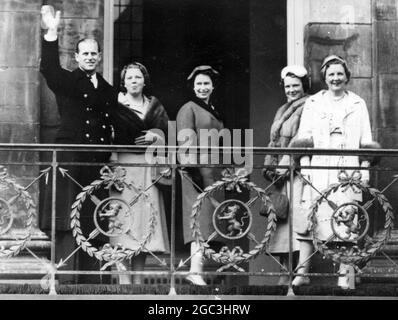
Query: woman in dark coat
xmin=110 ymin=62 xmax=170 ymax=285
xmin=263 ymin=65 xmax=310 ymax=285
xmin=176 ymin=65 xmax=224 ymax=286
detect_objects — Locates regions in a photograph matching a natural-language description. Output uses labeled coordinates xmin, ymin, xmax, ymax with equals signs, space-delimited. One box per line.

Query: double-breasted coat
xmin=40 ymin=39 xmax=117 ymax=233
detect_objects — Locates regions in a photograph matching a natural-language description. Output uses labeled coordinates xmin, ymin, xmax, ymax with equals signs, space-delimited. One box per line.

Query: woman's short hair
xmin=187 ymin=65 xmax=220 ymax=89
xmin=280 ymin=65 xmax=310 ymax=93
xmin=320 ymin=55 xmax=351 ymax=83
xmin=120 ymin=62 xmax=151 ymax=93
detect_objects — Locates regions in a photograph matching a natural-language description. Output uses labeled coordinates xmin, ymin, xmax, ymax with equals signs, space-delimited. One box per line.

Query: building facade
xmin=0 ymin=0 xmax=397 ymax=290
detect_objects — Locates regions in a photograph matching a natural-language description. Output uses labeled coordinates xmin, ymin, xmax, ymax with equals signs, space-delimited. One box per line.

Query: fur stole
xmin=269 ymin=95 xmax=308 ymax=148
xmin=112 ymin=95 xmax=169 ymax=145
xmin=263 ymin=95 xmax=309 ymax=184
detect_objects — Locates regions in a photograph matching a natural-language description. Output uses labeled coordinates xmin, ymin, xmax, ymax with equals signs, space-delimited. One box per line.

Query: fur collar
xmin=190 ymin=96 xmax=223 ymax=122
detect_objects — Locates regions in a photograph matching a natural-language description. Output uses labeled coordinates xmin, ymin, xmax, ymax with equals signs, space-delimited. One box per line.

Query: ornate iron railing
xmin=0 ymin=143 xmax=397 ymax=296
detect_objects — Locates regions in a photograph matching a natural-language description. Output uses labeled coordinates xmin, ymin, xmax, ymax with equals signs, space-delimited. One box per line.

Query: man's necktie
xmin=88 ymin=74 xmax=98 ymax=89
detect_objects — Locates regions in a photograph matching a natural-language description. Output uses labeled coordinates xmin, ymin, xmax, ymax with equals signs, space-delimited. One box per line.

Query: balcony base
xmin=0 ymin=283 xmax=396 ymax=297
xmin=0 ymin=229 xmax=51 ymax=283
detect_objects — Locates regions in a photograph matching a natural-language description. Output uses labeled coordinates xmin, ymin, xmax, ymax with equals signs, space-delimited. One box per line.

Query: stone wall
xmin=375 ymin=1 xmax=398 ymax=146
xmin=0 ymin=1 xmax=41 ymax=170
xmin=0 ymin=1 xmax=42 ymax=237
xmin=0 ymin=1 xmax=50 ymax=276
xmin=304 ymin=0 xmax=373 ymax=112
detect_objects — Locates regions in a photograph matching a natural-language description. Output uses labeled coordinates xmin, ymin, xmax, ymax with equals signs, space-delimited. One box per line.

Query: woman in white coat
xmin=292 ymin=55 xmax=380 ymax=288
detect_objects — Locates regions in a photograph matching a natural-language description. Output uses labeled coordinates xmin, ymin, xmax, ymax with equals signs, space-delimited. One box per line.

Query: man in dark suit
xmin=40 ymin=6 xmax=117 ymax=284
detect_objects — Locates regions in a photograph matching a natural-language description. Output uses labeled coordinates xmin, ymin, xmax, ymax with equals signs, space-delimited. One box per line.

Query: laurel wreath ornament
xmin=70 ymin=166 xmax=158 ymax=267
xmin=0 ymin=166 xmax=36 ymax=259
xmin=191 ymin=169 xmax=277 ymax=268
xmin=309 ymin=172 xmax=394 ymax=267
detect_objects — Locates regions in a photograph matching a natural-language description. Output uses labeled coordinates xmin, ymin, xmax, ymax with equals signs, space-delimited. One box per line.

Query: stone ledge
xmin=0 ymin=283 xmax=398 ymax=297
xmin=0 ymin=256 xmax=51 ymax=279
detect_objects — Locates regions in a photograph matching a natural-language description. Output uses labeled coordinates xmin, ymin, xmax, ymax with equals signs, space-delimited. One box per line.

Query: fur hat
xmin=281 ymin=65 xmax=308 ymax=80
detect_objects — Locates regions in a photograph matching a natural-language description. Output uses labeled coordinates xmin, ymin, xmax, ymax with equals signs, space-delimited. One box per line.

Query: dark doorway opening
xmin=143 ymin=0 xmax=251 ymax=255
xmin=142 ymin=0 xmax=250 ymax=128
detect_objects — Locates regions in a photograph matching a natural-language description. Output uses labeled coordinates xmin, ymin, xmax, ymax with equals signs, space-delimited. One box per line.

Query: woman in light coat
xmin=292 ymin=55 xmax=380 ymax=288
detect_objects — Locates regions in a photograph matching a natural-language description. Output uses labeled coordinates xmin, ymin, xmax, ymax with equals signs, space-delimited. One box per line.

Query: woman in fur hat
xmin=292 ymin=55 xmax=380 ymax=288
xmin=263 ymin=65 xmax=310 ymax=285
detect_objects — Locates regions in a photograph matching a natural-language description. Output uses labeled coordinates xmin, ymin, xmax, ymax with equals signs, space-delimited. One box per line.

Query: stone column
xmin=374 ymin=0 xmax=398 ymax=221
xmin=363 ymin=0 xmax=398 ymax=276
xmin=0 ymin=1 xmax=50 ymax=281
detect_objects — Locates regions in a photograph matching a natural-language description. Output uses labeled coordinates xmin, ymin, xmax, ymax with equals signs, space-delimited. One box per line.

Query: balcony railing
xmin=0 ymin=143 xmax=397 ymax=296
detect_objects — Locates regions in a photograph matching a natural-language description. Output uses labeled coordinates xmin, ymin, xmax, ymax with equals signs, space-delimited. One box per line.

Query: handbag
xmin=293 ymin=184 xmax=312 ymax=235
xmin=260 ymin=188 xmax=289 ymax=220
